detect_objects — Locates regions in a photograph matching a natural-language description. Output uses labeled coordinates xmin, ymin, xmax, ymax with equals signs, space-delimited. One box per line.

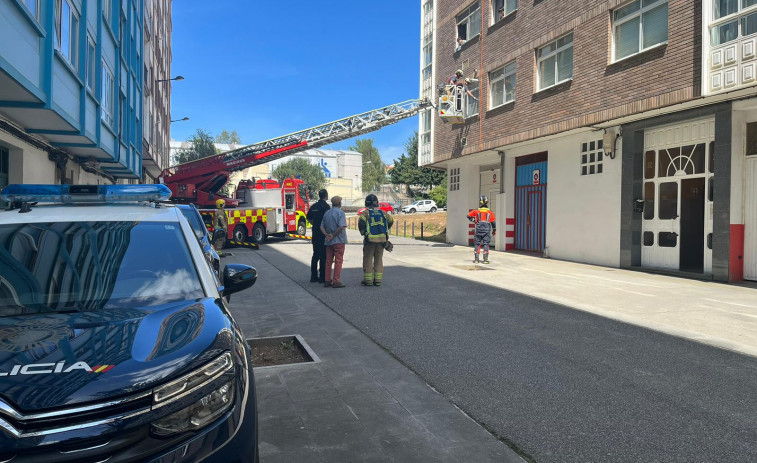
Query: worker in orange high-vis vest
xmin=467 ymin=195 xmax=496 ymax=264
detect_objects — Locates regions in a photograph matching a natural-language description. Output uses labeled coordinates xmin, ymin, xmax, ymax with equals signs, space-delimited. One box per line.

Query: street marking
xmin=612 ymin=287 xmax=656 ymax=297
xmin=703 ymin=298 xmax=757 ymax=309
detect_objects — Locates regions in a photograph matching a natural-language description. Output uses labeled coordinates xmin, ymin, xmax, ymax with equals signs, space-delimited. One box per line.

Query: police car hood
xmin=0 ymin=298 xmax=232 ymax=412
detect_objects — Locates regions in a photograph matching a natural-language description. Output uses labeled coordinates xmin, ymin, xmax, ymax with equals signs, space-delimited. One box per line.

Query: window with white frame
xmin=423 ymin=42 xmax=433 ymax=80
xmin=710 ymin=0 xmax=757 ymax=46
xmin=101 ymin=61 xmax=114 ymax=126
xmin=491 ymin=0 xmax=517 ymax=23
xmin=537 ymin=33 xmax=573 ymax=90
xmin=457 ymin=3 xmax=481 ymax=41
xmin=421 ymin=109 xmax=432 ymax=145
xmin=55 ymin=0 xmax=79 ymax=70
xmin=465 ymin=80 xmax=479 ymax=117
xmin=580 ymin=140 xmax=604 ymax=175
xmin=490 ymin=61 xmax=516 ymax=108
xmin=613 ymin=0 xmax=668 ymax=60
xmin=23 ymin=0 xmax=41 ymax=22
xmin=450 ymin=168 xmax=460 ymax=191
xmin=86 ymin=35 xmax=96 ymax=91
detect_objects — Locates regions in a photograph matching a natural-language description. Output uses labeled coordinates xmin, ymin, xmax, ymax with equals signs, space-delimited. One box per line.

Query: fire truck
xmin=159 ymin=98 xmax=432 ymax=244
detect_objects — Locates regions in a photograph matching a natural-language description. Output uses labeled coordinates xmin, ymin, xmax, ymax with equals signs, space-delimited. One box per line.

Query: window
xmin=489 ymin=61 xmax=516 ymax=108
xmin=711 ymin=1 xmax=757 ymax=46
xmin=466 ymin=80 xmax=479 ymax=117
xmin=580 ymin=140 xmax=604 ymax=175
xmin=103 ymin=0 xmax=112 ymax=24
xmin=450 ymin=168 xmax=460 ymax=191
xmin=86 ymin=35 xmax=96 ymax=91
xmin=421 ymin=109 xmax=432 ymax=145
xmin=55 ymin=0 xmax=79 ymax=70
xmin=747 ymin=122 xmax=757 ymax=155
xmin=423 ymin=42 xmax=433 ymax=79
xmin=23 ymin=0 xmax=40 ymax=21
xmin=613 ymin=0 xmax=668 ymax=60
xmin=492 ymin=0 xmax=517 ymax=22
xmin=537 ymin=33 xmax=573 ymax=90
xmin=101 ymin=61 xmax=114 ymax=126
xmin=457 ymin=4 xmax=481 ymax=41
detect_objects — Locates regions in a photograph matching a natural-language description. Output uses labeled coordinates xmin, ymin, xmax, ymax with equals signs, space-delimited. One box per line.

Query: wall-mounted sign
xmin=533 ymin=169 xmax=541 ymax=185
xmin=492 ymin=173 xmax=497 ymax=183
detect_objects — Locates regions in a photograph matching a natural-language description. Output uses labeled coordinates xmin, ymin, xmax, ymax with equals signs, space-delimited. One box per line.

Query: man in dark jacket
xmin=306 ymin=189 xmax=330 ymax=283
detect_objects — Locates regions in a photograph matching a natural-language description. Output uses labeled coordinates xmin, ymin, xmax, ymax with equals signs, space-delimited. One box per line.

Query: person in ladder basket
xmin=358 ymin=194 xmax=394 ymax=286
xmin=213 ymin=199 xmax=228 ymax=250
xmin=467 ymin=195 xmax=496 ymax=264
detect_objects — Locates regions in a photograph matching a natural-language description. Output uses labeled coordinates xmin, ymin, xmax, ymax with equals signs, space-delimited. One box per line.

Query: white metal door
xmin=745 ymin=157 xmax=757 ymax=280
xmin=480 ymin=169 xmax=500 ymax=215
xmin=642 ymin=119 xmax=714 ymax=272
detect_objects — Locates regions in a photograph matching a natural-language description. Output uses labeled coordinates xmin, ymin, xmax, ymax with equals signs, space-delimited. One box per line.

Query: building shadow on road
xmin=249 ymin=240 xmax=757 ymax=463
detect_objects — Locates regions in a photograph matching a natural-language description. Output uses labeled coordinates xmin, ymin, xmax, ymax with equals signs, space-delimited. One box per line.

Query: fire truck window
xmin=285 ymin=194 xmax=295 ymax=210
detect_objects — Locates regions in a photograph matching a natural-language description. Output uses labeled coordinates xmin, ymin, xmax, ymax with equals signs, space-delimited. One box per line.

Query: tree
xmin=271 ymin=157 xmax=326 ymax=197
xmin=349 ymin=138 xmax=385 ymax=192
xmin=428 ymin=181 xmax=448 ymax=207
xmin=215 ymin=130 xmax=242 ymax=145
xmin=173 ymin=129 xmax=219 ymax=165
xmin=390 ymin=132 xmax=446 ymax=193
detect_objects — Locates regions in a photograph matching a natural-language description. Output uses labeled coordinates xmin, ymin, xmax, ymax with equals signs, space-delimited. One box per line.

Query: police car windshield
xmin=0 ymin=221 xmax=204 ymax=314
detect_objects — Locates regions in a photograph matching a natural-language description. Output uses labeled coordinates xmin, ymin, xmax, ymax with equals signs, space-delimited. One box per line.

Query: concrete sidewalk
xmin=224 ymin=247 xmax=524 ymax=462
xmin=342 ymin=229 xmax=757 ymax=358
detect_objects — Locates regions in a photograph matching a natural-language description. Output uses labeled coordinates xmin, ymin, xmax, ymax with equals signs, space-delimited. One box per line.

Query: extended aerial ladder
xmin=159 ymin=98 xmax=433 ymax=207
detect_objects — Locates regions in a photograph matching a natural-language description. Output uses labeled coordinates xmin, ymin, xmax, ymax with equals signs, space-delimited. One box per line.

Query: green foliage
xmin=349 ymin=138 xmax=385 ymax=192
xmin=428 ymin=182 xmax=448 ymax=207
xmin=390 ymin=132 xmax=446 ymax=192
xmin=271 ymin=157 xmax=326 ymax=197
xmin=216 ymin=130 xmax=242 ymax=145
xmin=173 ymin=129 xmax=219 ymax=165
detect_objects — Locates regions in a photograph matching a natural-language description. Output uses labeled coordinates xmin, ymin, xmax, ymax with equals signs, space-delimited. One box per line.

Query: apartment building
xmin=0 ymin=0 xmax=171 ymax=187
xmin=141 ymin=0 xmax=172 ymax=183
xmin=421 ymin=0 xmax=757 ymax=282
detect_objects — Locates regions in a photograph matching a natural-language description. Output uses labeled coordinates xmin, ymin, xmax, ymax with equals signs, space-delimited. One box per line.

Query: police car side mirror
xmin=221 ymin=264 xmax=258 ymax=297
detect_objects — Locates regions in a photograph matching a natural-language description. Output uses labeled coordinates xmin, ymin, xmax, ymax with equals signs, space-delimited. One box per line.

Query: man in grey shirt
xmin=320 ymin=196 xmax=348 ymax=288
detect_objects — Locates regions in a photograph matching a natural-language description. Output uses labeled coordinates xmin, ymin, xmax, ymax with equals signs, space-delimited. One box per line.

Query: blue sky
xmin=170 ymin=1 xmax=421 ymax=165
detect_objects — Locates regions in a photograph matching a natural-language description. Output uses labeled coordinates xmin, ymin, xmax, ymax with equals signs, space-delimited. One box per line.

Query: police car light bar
xmin=0 ymin=184 xmax=172 ymax=203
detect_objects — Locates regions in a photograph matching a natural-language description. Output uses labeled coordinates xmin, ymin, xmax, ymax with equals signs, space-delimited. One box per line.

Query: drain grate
xmin=247 ymin=335 xmax=320 ymax=368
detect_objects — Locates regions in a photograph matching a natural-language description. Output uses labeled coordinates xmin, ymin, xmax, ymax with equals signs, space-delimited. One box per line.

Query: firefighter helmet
xmin=456 ymin=69 xmax=463 ymax=76
xmin=479 ymin=195 xmax=489 ymax=208
xmin=365 ymin=194 xmax=379 ymax=208
xmin=216 ymin=199 xmax=225 ymax=208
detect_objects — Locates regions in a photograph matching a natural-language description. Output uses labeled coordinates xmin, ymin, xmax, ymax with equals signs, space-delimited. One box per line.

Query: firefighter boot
xmin=483 ymin=253 xmax=489 ymax=264
xmin=473 ymin=253 xmax=479 ymax=264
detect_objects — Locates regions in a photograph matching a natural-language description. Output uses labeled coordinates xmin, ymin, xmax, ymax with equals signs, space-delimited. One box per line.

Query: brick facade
xmin=432 ymin=0 xmax=701 ymax=163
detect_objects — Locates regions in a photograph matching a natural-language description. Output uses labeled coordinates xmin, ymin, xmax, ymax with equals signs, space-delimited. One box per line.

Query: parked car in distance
xmin=178 ymin=203 xmax=221 ymax=276
xmin=402 ymin=199 xmax=438 ymax=214
xmin=357 ymin=201 xmax=395 ymax=216
xmin=0 ymin=184 xmax=260 ymax=463
xmin=388 ymin=202 xmax=401 ymax=213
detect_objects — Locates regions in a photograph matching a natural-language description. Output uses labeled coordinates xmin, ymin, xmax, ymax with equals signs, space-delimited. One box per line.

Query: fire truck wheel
xmin=252 ymin=223 xmax=267 ymax=244
xmin=297 ymin=219 xmax=306 ymax=236
xmin=233 ymin=225 xmax=248 ymax=243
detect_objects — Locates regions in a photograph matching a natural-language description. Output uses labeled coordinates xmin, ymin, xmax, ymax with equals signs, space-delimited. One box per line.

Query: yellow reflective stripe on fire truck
xmin=227 ymin=209 xmax=268 ymax=226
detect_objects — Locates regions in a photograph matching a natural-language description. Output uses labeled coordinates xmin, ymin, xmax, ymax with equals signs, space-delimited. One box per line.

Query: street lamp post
xmin=170 ymin=117 xmax=189 ymax=123
xmin=156 ymin=75 xmax=184 ymax=83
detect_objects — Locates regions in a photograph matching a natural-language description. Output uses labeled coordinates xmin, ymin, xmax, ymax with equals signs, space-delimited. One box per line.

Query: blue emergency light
xmin=0 ymin=184 xmax=172 ymax=203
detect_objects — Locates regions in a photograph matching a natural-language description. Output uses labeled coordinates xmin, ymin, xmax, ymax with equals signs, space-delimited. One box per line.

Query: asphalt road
xmin=256 ymin=240 xmax=757 ymax=462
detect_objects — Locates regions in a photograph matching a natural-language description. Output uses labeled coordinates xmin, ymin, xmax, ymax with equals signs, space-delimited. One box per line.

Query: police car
xmin=0 ymin=184 xmax=259 ymax=463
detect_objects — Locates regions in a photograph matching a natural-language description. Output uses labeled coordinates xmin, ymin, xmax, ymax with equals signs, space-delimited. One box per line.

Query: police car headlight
xmin=151 ymin=380 xmax=235 ymax=436
xmin=150 ymin=352 xmax=235 ymax=436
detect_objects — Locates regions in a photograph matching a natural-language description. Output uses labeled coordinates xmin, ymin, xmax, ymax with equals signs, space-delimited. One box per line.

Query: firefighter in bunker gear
xmin=213 ymin=199 xmax=228 ymax=250
xmin=467 ymin=195 xmax=496 ymax=264
xmin=358 ymin=194 xmax=393 ymax=286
